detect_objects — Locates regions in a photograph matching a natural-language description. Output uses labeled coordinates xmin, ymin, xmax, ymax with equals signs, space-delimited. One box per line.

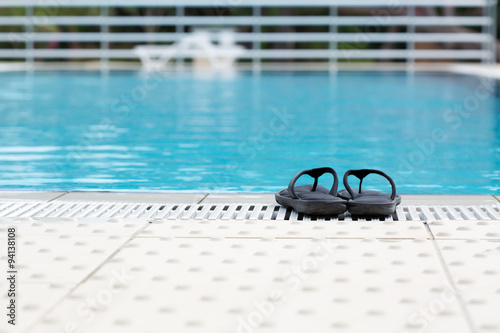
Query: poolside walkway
xmin=0 ymin=192 xmax=499 ymax=333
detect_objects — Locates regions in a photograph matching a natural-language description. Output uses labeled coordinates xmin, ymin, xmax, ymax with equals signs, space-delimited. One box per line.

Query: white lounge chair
xmin=134 ymin=29 xmax=246 ymax=71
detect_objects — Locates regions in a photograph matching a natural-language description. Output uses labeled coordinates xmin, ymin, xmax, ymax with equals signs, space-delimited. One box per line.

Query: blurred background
xmin=0 ymin=1 xmax=498 ymax=194
xmin=0 ymin=1 xmax=498 ymax=69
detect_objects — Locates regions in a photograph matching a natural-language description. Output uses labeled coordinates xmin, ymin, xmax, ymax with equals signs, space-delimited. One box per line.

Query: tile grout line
xmin=47 ymin=192 xmax=69 ymax=202
xmin=424 ymin=221 xmax=477 ymax=333
xmin=493 ymin=195 xmax=500 ymax=204
xmin=197 ymin=193 xmax=209 ymax=204
xmin=423 ymin=221 xmax=435 ymax=240
xmin=23 ymin=221 xmax=151 ymax=333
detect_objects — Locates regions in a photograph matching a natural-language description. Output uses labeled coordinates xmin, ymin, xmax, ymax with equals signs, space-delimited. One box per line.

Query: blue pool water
xmin=0 ymin=71 xmax=499 ymax=194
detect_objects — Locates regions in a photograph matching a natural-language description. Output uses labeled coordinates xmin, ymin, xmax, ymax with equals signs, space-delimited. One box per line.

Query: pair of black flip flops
xmin=275 ymin=167 xmax=401 ymax=217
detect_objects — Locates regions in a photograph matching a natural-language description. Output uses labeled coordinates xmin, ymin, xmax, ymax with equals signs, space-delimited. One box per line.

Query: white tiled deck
xmin=0 ymin=192 xmax=499 ymax=333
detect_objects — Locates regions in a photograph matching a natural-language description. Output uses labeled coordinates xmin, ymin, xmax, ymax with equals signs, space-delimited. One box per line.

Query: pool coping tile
xmin=200 ymin=193 xmax=276 ymax=204
xmin=55 ymin=192 xmax=208 ymax=204
xmin=401 ymin=195 xmax=498 ymax=206
xmin=0 ymin=191 xmax=66 ymax=202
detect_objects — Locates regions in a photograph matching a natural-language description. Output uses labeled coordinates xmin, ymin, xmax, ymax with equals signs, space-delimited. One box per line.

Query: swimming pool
xmin=0 ymin=71 xmax=498 ymax=194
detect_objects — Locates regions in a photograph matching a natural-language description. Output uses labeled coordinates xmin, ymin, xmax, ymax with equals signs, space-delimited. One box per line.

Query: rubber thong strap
xmin=287 ymin=167 xmax=339 ymax=199
xmin=343 ymin=169 xmax=397 ymax=200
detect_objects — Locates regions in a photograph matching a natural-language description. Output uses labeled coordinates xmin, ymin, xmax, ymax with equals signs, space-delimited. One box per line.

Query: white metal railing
xmin=0 ymin=0 xmax=497 ymax=71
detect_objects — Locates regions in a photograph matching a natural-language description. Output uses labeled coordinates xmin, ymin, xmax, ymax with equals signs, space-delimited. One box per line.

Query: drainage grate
xmin=0 ymin=201 xmax=499 ymax=221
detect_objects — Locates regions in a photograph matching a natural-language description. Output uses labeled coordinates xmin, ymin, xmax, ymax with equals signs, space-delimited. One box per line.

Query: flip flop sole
xmin=347 ymin=196 xmax=402 ymax=217
xmin=275 ymin=190 xmax=347 ymax=216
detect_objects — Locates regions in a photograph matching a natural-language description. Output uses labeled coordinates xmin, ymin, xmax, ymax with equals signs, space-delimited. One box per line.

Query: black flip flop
xmin=337 ymin=169 xmax=401 ymax=217
xmin=275 ymin=167 xmax=347 ymax=216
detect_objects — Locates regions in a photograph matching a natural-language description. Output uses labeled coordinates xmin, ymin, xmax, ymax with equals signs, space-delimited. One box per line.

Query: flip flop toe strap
xmin=288 ymin=167 xmax=339 ymax=199
xmin=343 ymin=169 xmax=397 ymax=200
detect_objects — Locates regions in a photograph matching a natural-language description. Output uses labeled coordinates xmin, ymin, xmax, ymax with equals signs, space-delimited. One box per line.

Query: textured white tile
xmin=0 ymin=217 xmax=148 ymax=237
xmin=141 ymin=219 xmax=428 ymax=239
xmin=1 ymin=233 xmax=128 ymax=284
xmin=461 ymin=289 xmax=500 ymax=333
xmin=437 ymin=240 xmax=500 ymax=290
xmin=437 ymin=240 xmax=500 ymax=332
xmin=29 ymin=238 xmax=468 ymax=333
xmin=0 ymin=282 xmax=73 ymax=333
xmin=428 ymin=220 xmax=500 ymax=240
